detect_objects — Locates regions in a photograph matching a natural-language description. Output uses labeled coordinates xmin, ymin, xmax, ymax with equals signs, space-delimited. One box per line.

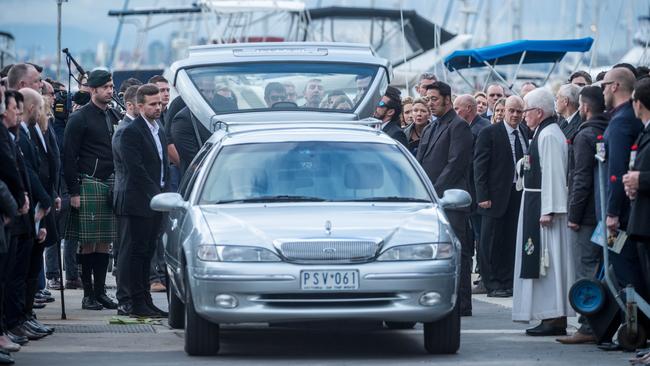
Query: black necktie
xmin=513 ymin=129 xmax=524 ymax=162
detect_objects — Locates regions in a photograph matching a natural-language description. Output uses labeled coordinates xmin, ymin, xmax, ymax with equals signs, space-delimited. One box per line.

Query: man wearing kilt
xmin=63 ymin=70 xmax=119 ymax=311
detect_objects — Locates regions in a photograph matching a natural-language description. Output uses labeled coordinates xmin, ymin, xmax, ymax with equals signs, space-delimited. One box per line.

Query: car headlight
xmin=197 ymin=245 xmax=281 ymax=262
xmin=376 ymin=243 xmax=453 ymax=261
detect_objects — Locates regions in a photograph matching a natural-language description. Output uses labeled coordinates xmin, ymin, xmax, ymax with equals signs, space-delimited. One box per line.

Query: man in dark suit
xmin=417 ymin=81 xmax=474 ymax=316
xmin=556 ymin=83 xmax=582 ymax=138
xmin=373 ymin=86 xmax=408 ymax=147
xmin=473 ymin=96 xmax=527 ymax=298
xmin=602 ymin=67 xmax=646 ymax=293
xmin=625 ymin=77 xmax=650 ymax=300
xmin=115 ymin=84 xmax=169 ymax=318
xmin=171 ymin=106 xmax=212 ymax=176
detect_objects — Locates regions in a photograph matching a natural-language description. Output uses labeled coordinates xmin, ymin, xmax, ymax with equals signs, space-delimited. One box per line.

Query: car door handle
xmin=170 ymin=218 xmax=178 ymax=231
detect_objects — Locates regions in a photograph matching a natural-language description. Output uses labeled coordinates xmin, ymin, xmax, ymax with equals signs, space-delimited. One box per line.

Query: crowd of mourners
xmin=0 ymin=58 xmax=650 ymax=364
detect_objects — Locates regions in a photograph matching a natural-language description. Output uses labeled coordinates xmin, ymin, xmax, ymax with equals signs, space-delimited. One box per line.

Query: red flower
xmin=597 ymin=135 xmax=604 ymax=141
xmin=632 ymin=144 xmax=638 ymax=151
xmin=566 ymin=139 xmax=572 ymax=145
xmin=610 ymin=175 xmax=618 ymax=183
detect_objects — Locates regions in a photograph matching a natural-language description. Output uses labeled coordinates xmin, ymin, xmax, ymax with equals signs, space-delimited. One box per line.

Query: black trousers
xmin=24 ymin=241 xmax=45 ymax=316
xmin=115 ymin=215 xmax=128 ymax=306
xmin=4 ymin=234 xmax=32 ymax=329
xmin=117 ymin=214 xmax=162 ymax=305
xmin=446 ymin=210 xmax=473 ymax=313
xmin=479 ymin=185 xmax=521 ymax=292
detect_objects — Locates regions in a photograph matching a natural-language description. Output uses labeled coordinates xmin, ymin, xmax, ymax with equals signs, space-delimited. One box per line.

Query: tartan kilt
xmin=64 ymin=175 xmax=116 ymax=245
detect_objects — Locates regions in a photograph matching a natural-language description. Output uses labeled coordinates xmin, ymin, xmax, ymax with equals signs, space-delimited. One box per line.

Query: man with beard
xmin=556 ymin=86 xmax=608 ymax=344
xmin=114 ymin=84 xmax=168 ymax=318
xmin=417 ymin=81 xmax=474 ymax=316
xmin=373 ymin=86 xmax=407 ymax=147
xmin=63 ymin=70 xmax=119 ymax=311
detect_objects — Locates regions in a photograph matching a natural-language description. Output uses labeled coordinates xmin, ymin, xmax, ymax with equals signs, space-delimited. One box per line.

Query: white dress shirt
xmin=144 ymin=117 xmax=165 ymax=188
xmin=504 ymin=122 xmax=528 ymax=182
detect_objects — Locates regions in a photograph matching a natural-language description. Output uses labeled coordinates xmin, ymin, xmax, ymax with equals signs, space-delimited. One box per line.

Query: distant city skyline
xmin=1 ymin=0 xmax=647 ymax=76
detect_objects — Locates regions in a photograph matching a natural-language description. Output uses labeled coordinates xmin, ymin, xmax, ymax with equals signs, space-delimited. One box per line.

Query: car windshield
xmin=186 ymin=63 xmax=378 ymax=114
xmin=199 ymin=142 xmax=431 ymax=204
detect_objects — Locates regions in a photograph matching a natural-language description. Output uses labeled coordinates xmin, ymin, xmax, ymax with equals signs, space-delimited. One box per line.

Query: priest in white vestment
xmin=513 ymin=88 xmax=576 ymax=336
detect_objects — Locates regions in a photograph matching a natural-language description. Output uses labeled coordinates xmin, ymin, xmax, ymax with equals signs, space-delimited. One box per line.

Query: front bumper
xmin=188 ymin=259 xmax=458 ymax=324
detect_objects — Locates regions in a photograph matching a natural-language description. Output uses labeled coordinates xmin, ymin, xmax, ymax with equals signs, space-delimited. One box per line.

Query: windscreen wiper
xmin=344 ymin=196 xmax=431 ymax=202
xmin=214 ymin=195 xmax=327 ymax=204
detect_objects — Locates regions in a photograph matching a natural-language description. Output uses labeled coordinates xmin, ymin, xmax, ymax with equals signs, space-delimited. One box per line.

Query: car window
xmin=199 ymin=141 xmax=431 ymax=204
xmin=179 ymin=142 xmax=213 ymax=200
xmin=185 ymin=63 xmax=377 ymax=114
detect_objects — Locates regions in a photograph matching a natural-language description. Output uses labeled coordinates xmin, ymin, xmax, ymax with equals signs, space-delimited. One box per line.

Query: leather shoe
xmin=82 ymin=296 xmax=103 ymax=310
xmin=5 ymin=333 xmax=27 ymax=346
xmin=35 ymin=292 xmax=55 ymax=303
xmin=8 ymin=325 xmax=45 ymax=341
xmin=96 ymin=293 xmax=118 ymax=310
xmin=130 ymin=303 xmax=165 ymax=318
xmin=32 ymin=302 xmax=46 ymax=309
xmin=21 ymin=321 xmax=50 ymax=337
xmin=556 ymin=331 xmax=597 ymax=344
xmin=0 ymin=335 xmax=20 ymax=353
xmin=25 ymin=318 xmax=54 ymax=334
xmin=147 ymin=303 xmax=168 ymax=317
xmin=488 ymin=289 xmax=511 ymax=298
xmin=117 ymin=303 xmax=132 ymax=316
xmin=526 ymin=320 xmax=567 ymax=336
xmin=0 ymin=351 xmax=14 ymax=365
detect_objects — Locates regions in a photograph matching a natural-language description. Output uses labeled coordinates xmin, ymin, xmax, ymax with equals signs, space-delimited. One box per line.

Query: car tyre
xmin=184 ymin=273 xmax=220 ymax=356
xmin=423 ymin=301 xmax=460 ymax=354
xmin=384 ymin=321 xmax=416 ymax=330
xmin=168 ymin=281 xmax=185 ymax=329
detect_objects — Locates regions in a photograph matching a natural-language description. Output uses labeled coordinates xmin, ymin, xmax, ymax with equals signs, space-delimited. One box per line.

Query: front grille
xmin=253 ymin=292 xmax=402 ymax=308
xmin=277 ymin=240 xmax=379 ymax=262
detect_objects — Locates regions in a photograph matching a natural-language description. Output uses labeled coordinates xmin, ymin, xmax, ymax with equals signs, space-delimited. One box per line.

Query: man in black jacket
xmin=556 ymin=83 xmax=582 ymax=138
xmin=625 ymin=78 xmax=650 ymax=300
xmin=417 ymin=81 xmax=474 ymax=316
xmin=63 ymin=70 xmax=119 ymax=311
xmin=115 ymin=84 xmax=169 ymax=318
xmin=557 ymin=86 xmax=608 ymax=345
xmin=474 ymin=96 xmax=527 ymax=298
xmin=171 ymin=106 xmax=212 ymax=175
xmin=373 ymin=86 xmax=408 ymax=147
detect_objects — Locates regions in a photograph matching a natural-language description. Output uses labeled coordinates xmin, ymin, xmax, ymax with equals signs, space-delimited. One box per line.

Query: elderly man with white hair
xmin=512 ymin=88 xmax=575 ymax=336
xmin=556 ymin=83 xmax=582 ymax=138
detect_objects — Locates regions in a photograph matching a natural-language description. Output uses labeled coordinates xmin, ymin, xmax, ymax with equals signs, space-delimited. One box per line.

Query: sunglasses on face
xmin=601 ymin=81 xmax=616 ymax=90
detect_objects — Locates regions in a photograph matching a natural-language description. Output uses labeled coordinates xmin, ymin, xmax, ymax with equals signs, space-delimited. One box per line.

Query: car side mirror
xmin=439 ymin=189 xmax=472 ymax=209
xmin=150 ymin=192 xmax=189 ymax=212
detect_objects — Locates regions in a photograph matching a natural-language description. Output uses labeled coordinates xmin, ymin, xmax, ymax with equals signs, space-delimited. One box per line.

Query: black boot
xmin=92 ymin=253 xmax=117 ymax=309
xmin=81 ymin=285 xmax=103 ymax=310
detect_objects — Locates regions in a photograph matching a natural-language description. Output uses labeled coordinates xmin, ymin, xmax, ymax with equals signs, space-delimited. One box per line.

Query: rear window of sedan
xmin=199 ymin=141 xmax=432 ymax=204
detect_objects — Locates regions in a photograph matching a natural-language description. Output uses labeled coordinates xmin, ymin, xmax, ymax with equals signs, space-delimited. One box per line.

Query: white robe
xmin=512 ymin=123 xmax=576 ymax=322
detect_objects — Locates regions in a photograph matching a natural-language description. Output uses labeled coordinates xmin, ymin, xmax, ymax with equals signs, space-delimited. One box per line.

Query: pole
xmin=56 ymin=0 xmax=64 ymax=81
xmin=399 ymin=0 xmax=410 ymax=96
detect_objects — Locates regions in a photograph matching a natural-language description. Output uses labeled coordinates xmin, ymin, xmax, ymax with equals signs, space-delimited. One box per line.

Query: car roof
xmin=211 ymin=123 xmax=399 ymax=146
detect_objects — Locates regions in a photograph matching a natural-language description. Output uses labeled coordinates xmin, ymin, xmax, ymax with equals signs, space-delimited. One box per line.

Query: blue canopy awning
xmin=444 ymin=37 xmax=594 ymax=71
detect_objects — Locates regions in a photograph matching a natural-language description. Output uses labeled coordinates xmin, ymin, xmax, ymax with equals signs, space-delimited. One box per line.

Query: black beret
xmin=86 ymin=70 xmax=112 ymax=88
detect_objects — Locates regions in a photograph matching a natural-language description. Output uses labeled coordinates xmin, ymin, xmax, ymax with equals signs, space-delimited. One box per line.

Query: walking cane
xmin=56 ymin=240 xmax=66 ymax=320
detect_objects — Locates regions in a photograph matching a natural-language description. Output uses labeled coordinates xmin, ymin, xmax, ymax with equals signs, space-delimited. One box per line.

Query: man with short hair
xmin=148 ymin=75 xmax=170 ymax=113
xmin=556 ymin=83 xmax=582 ymax=138
xmin=63 ymin=69 xmax=119 ymax=311
xmin=473 ymin=96 xmax=527 ymax=298
xmin=417 ymin=72 xmax=437 ymax=97
xmin=354 ymin=75 xmax=372 ymax=103
xmin=514 ymin=88 xmax=574 ymax=336
xmin=602 ymin=67 xmax=646 ymax=295
xmin=484 ymin=84 xmax=506 ymax=118
xmin=454 ymin=94 xmax=490 ymax=138
xmin=115 ymin=84 xmax=169 ymax=318
xmin=264 ymin=82 xmax=287 ymax=108
xmin=373 ymin=86 xmax=407 ymax=147
xmin=556 ymin=86 xmax=608 ymax=345
xmin=302 ymin=79 xmax=324 ymax=108
xmin=569 ymin=70 xmax=592 ymax=87
xmin=118 ymin=85 xmax=139 ymax=129
xmin=519 ymin=82 xmax=537 ymax=98
xmin=417 ymin=81 xmax=474 ymax=316
xmin=6 ymin=64 xmax=42 ymax=92
xmin=283 ymin=82 xmax=297 ymax=103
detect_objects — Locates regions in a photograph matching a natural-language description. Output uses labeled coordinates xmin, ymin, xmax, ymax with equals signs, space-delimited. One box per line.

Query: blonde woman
xmin=491 ymin=97 xmax=507 ymax=124
xmin=402 ymin=97 xmax=430 ymax=155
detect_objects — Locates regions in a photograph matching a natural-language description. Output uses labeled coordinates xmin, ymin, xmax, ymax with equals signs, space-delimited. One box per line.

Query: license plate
xmin=300 ymin=270 xmax=359 ymax=290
